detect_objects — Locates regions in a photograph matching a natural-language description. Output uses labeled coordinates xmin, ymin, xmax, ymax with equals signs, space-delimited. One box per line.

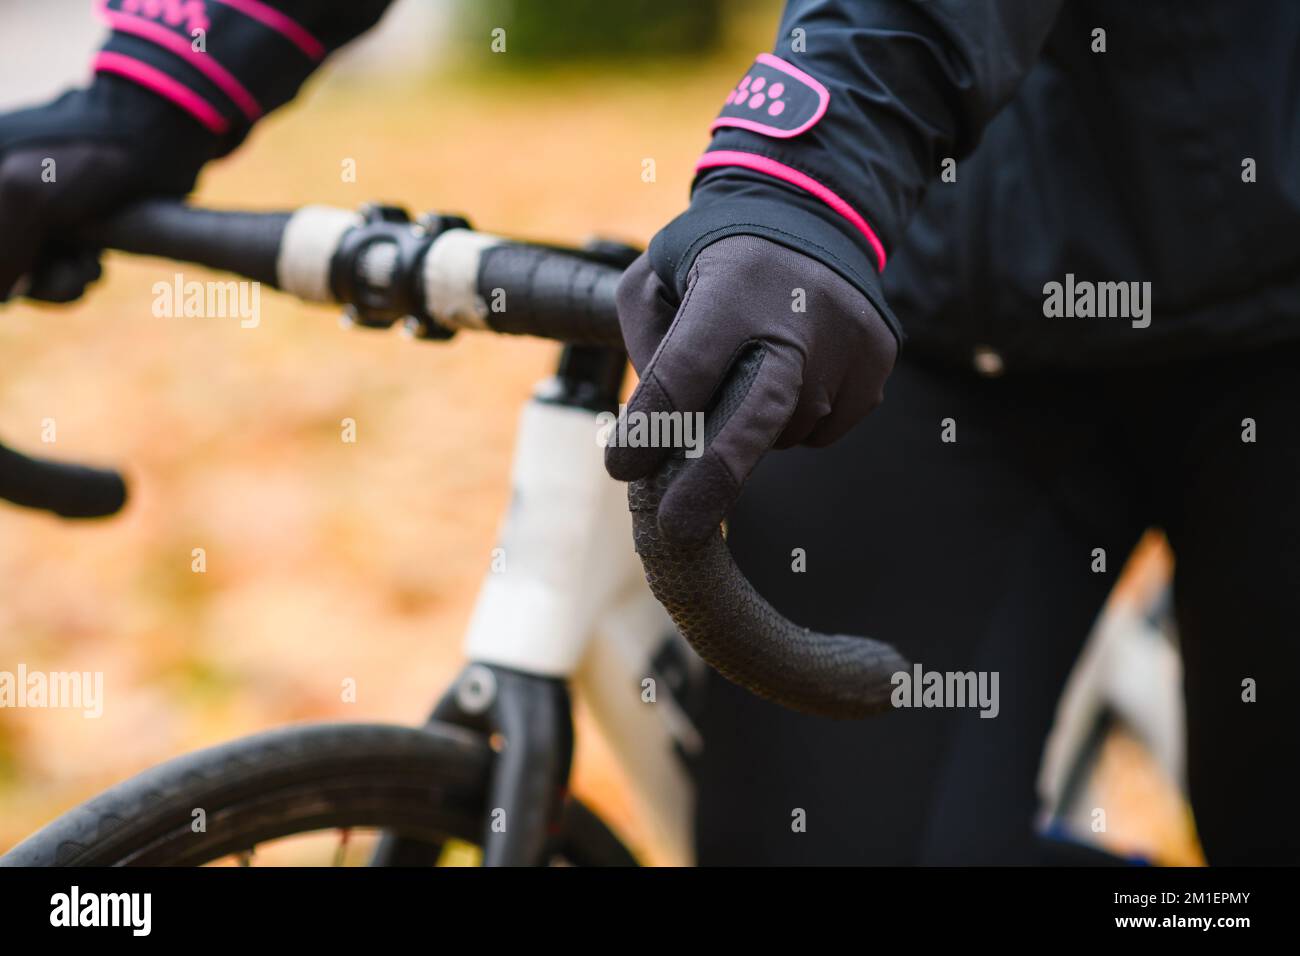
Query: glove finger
xmin=605 ymin=369 xmax=679 ymax=481
xmin=0 ymin=157 xmax=47 ymax=301
xmin=614 ymin=253 xmax=679 ymax=372
xmin=26 ymin=245 xmax=102 ymax=302
xmin=605 ymin=265 xmax=739 ymax=481
xmin=799 ymin=328 xmax=896 ymax=448
xmin=771 ymin=381 xmax=833 ymax=450
xmin=657 ymin=343 xmax=803 ymax=544
xmin=605 ymin=254 xmax=691 ymax=481
xmin=0 ymin=143 xmax=145 ymax=303
xmin=802 ymin=398 xmax=873 ymax=449
xmin=604 ymin=330 xmax=738 ymax=482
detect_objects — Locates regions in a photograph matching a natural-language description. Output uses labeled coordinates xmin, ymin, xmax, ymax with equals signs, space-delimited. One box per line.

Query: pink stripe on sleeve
xmin=696 ymin=150 xmax=888 ymax=272
xmin=93 ymin=51 xmax=229 ymax=135
xmin=97 ymin=1 xmax=262 ymax=121
xmin=213 ymin=0 xmax=325 ymax=60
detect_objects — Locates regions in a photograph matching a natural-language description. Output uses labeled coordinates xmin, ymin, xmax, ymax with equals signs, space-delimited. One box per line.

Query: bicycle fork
xmin=375 ymin=344 xmax=629 ymax=866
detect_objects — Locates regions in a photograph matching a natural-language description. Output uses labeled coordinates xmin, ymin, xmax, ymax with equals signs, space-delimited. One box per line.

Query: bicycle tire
xmin=0 ymin=722 xmax=635 ymax=866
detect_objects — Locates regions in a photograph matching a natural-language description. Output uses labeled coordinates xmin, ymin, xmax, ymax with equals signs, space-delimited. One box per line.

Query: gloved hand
xmin=605 ymin=231 xmax=898 ymax=545
xmin=0 ymin=76 xmax=219 ymax=303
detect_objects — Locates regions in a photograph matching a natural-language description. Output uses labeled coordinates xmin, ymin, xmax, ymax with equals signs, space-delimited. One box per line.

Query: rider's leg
xmin=695 ymin=354 xmax=1147 ymax=865
xmin=1146 ymin=343 xmax=1300 ymax=865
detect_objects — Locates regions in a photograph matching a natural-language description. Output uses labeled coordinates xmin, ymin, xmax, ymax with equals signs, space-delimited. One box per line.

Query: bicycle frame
xmin=439 ymin=344 xmax=702 ymax=865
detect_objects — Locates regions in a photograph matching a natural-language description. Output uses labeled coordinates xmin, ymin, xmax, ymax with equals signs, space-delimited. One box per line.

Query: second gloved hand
xmin=605 ymin=234 xmax=898 ymax=545
xmin=0 ymin=77 xmax=219 ymax=303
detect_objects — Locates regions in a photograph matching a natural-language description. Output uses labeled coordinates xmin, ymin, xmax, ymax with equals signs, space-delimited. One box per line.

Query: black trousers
xmin=695 ymin=343 xmax=1300 ymax=865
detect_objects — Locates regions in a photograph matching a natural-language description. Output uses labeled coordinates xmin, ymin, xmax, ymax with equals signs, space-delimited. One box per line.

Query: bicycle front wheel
xmin=0 ymin=722 xmax=634 ymax=866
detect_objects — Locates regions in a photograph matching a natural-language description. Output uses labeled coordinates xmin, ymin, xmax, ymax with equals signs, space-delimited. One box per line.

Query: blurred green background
xmin=462 ymin=0 xmax=725 ymax=61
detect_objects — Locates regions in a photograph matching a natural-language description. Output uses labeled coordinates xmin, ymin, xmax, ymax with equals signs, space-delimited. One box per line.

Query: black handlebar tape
xmin=0 ymin=444 xmax=127 ymax=519
xmin=475 ymin=243 xmax=625 ymax=349
xmin=79 ymin=201 xmax=292 ymax=288
xmin=629 ymin=459 xmax=908 ymax=719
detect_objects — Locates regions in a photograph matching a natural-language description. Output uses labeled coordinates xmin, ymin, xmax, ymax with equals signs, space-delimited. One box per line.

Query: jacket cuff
xmin=92 ymin=0 xmax=328 ymax=150
xmin=648 ymin=170 xmax=903 ymax=348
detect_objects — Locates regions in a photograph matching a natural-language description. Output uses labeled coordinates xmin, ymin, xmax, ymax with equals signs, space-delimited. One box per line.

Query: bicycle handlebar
xmin=0 ymin=442 xmax=127 ymax=518
xmin=79 ymin=201 xmax=626 ymax=347
xmin=78 ymin=200 xmax=906 ymax=718
xmin=631 ymin=460 xmax=905 ymax=718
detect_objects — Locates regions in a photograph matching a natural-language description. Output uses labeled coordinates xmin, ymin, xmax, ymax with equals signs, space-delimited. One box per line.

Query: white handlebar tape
xmin=421 ymin=229 xmax=504 ymax=331
xmin=276 ymin=205 xmax=363 ymax=302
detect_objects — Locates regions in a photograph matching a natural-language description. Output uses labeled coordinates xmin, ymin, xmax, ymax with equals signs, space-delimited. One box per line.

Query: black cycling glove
xmin=2 ymin=0 xmax=395 ymax=304
xmin=0 ymin=76 xmax=219 ymax=303
xmin=606 ymin=214 xmax=898 ymax=545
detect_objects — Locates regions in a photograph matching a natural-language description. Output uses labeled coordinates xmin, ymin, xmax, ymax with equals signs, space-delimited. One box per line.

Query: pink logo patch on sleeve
xmin=713 ymin=53 xmax=829 ymax=139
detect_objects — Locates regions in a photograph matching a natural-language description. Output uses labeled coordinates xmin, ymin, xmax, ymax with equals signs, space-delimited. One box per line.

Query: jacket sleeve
xmin=92 ymin=1 xmax=395 ymax=154
xmin=650 ymin=0 xmax=1066 ymax=343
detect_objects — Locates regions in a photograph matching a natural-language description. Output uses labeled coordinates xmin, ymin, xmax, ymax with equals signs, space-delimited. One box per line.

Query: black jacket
xmin=100 ymin=0 xmax=1300 ymax=370
xmin=95 ymin=0 xmax=393 ymax=151
xmin=658 ymin=0 xmax=1300 ymax=370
